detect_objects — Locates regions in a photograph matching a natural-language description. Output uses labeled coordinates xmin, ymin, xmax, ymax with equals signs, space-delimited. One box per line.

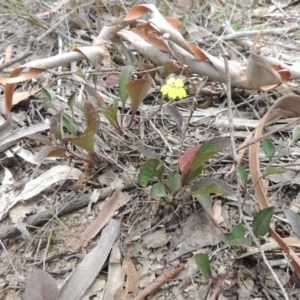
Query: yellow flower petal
xmin=160 ymin=84 xmax=170 ymax=95
xmin=168 ymin=87 xmax=178 ymax=100
xmin=161 ymin=77 xmax=187 ymax=100
xmin=167 ymin=77 xmax=176 ymax=87
xmin=174 ymin=78 xmax=184 ymax=88
xmin=177 ymin=88 xmax=187 ymax=99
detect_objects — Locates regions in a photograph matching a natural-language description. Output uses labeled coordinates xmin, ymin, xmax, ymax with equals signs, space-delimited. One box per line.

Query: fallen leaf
xmin=114 ymin=259 xmax=139 ymax=300
xmin=168 ymin=211 xmax=220 ymax=262
xmin=24 ymin=270 xmax=58 ymax=300
xmin=59 ymin=220 xmax=120 ymax=300
xmin=142 ymin=229 xmax=169 ymax=249
xmin=81 ymin=190 xmax=130 ymax=247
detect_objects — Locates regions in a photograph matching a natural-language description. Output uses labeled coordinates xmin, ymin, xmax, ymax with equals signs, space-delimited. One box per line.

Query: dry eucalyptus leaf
xmin=114 ymin=259 xmax=139 ymax=300
xmin=59 ymin=220 xmax=120 ymax=300
xmin=168 ymin=211 xmax=220 ymax=262
xmin=142 ymin=229 xmax=169 ymax=249
xmin=81 ymin=190 xmax=130 ymax=247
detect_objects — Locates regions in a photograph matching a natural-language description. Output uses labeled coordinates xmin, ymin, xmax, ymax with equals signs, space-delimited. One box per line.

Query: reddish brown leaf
xmin=178 ymin=145 xmax=201 ymax=177
xmin=131 ymin=28 xmax=170 ymax=53
xmin=188 ymin=43 xmax=210 ymax=61
xmin=165 ymin=17 xmax=181 ymax=29
xmin=114 ymin=259 xmax=139 ymax=299
xmin=124 ymin=5 xmax=150 ymax=21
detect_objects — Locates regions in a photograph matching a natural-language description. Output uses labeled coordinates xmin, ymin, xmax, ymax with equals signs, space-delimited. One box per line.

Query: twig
xmin=133 ymin=264 xmax=185 ymax=300
xmin=148 ymin=119 xmax=174 ymax=153
xmin=206 ymin=116 xmax=300 ymax=170
xmin=219 ymin=42 xmax=241 ymax=197
xmin=209 ymin=261 xmax=236 ymax=300
xmin=219 ymin=42 xmax=290 ymax=300
xmin=204 ymin=24 xmax=298 ymax=43
xmin=0 ymin=37 xmax=35 ymax=72
xmin=0 ymin=240 xmax=19 ymax=275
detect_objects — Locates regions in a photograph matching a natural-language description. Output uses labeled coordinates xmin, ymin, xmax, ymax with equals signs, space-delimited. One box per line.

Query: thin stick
xmin=209 ymin=261 xmax=236 ymax=300
xmin=0 ymin=38 xmax=35 ymax=72
xmin=134 ymin=264 xmax=185 ymax=300
xmin=219 ymin=42 xmax=242 ymax=204
xmin=204 ymin=24 xmax=298 ymax=43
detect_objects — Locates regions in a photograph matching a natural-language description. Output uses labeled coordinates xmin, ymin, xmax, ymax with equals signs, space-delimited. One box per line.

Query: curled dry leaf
xmin=0 ymin=47 xmax=106 ymax=115
xmin=249 ymin=94 xmax=300 ymax=276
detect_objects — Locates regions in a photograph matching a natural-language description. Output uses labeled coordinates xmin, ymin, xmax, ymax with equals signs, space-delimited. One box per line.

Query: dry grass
xmin=1 ymin=0 xmax=300 ymax=299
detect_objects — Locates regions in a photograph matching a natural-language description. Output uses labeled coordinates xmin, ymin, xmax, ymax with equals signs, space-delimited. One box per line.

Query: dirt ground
xmin=1 ymin=0 xmax=300 ymax=299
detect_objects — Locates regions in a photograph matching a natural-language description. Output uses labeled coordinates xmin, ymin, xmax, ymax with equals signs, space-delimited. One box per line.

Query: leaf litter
xmin=1 ymin=0 xmax=300 ymax=299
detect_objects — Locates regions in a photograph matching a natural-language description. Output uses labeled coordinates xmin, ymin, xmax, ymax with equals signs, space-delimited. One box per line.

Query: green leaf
xmin=284 ymin=209 xmax=300 ymax=239
xmin=195 ymin=194 xmax=213 ymax=215
xmin=67 ymin=92 xmax=76 ymax=115
xmin=64 ymin=120 xmax=98 ymax=152
xmin=197 ymin=137 xmax=231 ymax=157
xmin=262 ymin=138 xmax=275 ymax=160
xmin=212 ymin=10 xmax=225 ymax=20
xmin=182 ymin=165 xmax=204 ymax=186
xmin=252 ymin=207 xmax=274 ymax=236
xmin=41 ymin=88 xmax=52 ymax=102
xmin=292 ymin=126 xmax=300 ymax=143
xmin=100 ymin=98 xmax=119 ymax=125
xmin=92 ymin=73 xmax=99 ymax=87
xmin=166 ymin=171 xmax=181 ymax=195
xmin=130 ymin=243 xmax=142 ymax=257
xmin=150 ymin=183 xmax=167 ymax=197
xmin=221 ymin=224 xmax=251 ymax=245
xmin=183 ymin=137 xmax=231 ymax=185
xmin=238 ymin=166 xmax=248 ymax=186
xmin=181 ymin=138 xmax=230 ymax=186
xmin=62 ymin=115 xmax=78 ymax=135
xmin=65 ymin=132 xmax=95 ymax=152
xmin=138 ymin=159 xmax=165 ymax=187
xmin=119 ymin=66 xmax=134 ymax=103
xmin=191 ymin=178 xmax=234 ymax=196
xmin=195 ymin=254 xmax=212 ymax=280
xmin=265 ymin=167 xmax=285 ymax=176
xmin=40 ymin=88 xmax=54 ymax=109
xmin=135 ymin=146 xmax=160 ymax=160
xmin=231 ymin=21 xmax=241 ymax=30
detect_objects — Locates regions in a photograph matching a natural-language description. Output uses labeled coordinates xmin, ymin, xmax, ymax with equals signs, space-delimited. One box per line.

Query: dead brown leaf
xmin=81 ymin=189 xmax=130 ymax=247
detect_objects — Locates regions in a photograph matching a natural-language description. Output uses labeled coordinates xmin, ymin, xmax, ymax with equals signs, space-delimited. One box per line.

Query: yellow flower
xmin=160 ymin=77 xmax=187 ymax=100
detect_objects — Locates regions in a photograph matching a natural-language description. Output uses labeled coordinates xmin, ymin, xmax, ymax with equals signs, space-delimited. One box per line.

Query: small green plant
xmin=138 ymin=137 xmax=234 ymax=198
